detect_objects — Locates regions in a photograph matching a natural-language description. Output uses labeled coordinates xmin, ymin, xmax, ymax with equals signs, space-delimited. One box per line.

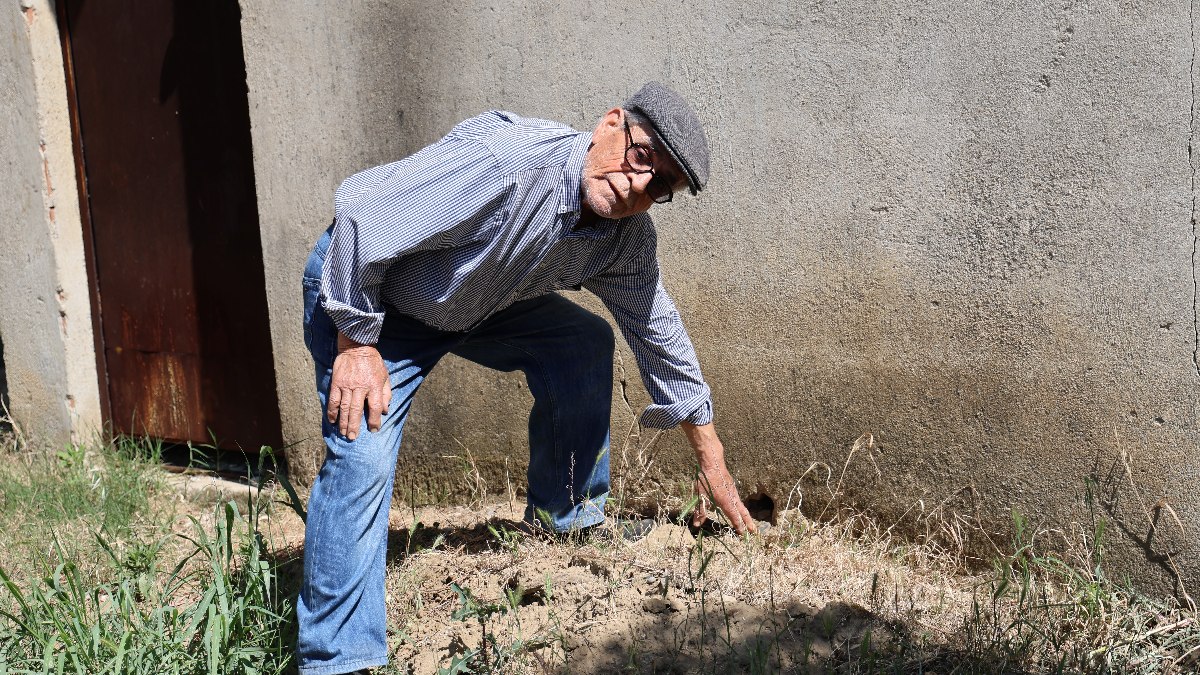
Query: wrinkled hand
xmin=681 ymin=422 xmax=757 ymax=535
xmin=693 ymin=461 xmax=756 ymax=535
xmin=327 ymin=333 xmax=391 ymax=440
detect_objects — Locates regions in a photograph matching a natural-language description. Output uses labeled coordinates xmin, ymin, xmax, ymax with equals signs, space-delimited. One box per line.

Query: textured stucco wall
xmin=0 ymin=1 xmax=101 ymax=446
xmin=240 ymin=0 xmax=1200 ymax=594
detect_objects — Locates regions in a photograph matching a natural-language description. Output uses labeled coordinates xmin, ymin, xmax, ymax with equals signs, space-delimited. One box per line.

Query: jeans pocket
xmin=302 ymin=278 xmax=321 ymax=352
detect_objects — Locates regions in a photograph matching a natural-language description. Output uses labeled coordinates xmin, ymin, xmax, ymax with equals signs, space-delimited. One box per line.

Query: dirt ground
xmin=254 ymin=488 xmax=982 ymax=674
xmin=6 ymin=439 xmax=1189 ymax=674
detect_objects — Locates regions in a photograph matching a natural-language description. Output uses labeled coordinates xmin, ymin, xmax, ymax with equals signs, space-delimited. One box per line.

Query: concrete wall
xmin=239 ymin=0 xmax=1200 ymax=594
xmin=0 ymin=1 xmax=101 ymax=446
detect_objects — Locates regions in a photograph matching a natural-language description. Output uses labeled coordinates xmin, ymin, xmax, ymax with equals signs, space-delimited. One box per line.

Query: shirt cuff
xmin=638 ymin=393 xmax=713 ymax=429
xmin=319 ymin=297 xmax=385 ymax=345
xmin=684 ymin=400 xmax=714 ymax=426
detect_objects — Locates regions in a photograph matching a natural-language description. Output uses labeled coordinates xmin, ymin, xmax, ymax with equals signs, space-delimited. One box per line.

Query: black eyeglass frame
xmin=623 ymin=120 xmax=676 ymax=204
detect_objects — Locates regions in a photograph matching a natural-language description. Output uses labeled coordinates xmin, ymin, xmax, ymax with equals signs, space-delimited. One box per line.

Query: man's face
xmin=581 ymin=108 xmax=686 ymax=220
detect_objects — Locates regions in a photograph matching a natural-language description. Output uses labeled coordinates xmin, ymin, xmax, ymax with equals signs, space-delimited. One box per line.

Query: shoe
xmin=603 ymin=516 xmax=656 ymax=542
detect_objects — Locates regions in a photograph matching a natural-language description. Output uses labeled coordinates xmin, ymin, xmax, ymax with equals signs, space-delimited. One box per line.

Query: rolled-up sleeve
xmin=321 ymin=133 xmax=508 ymax=344
xmin=584 ymin=225 xmax=714 ymax=429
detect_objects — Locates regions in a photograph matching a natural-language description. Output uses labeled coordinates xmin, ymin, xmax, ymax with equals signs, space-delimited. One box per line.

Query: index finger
xmin=718 ymin=489 xmax=757 ymax=535
xmin=366 ymin=384 xmax=389 ymax=432
xmin=735 ymin=500 xmax=757 ymax=534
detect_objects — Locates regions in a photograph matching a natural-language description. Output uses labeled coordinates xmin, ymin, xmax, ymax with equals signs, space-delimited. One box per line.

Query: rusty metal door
xmin=60 ymin=0 xmax=282 ymax=450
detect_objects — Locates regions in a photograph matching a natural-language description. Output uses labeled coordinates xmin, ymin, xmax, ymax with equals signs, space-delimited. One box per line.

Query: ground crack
xmin=613 ymin=349 xmax=636 ymax=416
xmin=1191 ymin=0 xmax=1200 ymax=377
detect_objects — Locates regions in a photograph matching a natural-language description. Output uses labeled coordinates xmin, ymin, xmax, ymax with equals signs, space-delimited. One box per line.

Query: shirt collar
xmin=559 ymin=131 xmax=592 ymax=216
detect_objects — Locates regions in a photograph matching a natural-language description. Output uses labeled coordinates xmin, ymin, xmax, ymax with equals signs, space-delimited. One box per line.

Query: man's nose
xmin=627 ymin=170 xmax=653 ymax=193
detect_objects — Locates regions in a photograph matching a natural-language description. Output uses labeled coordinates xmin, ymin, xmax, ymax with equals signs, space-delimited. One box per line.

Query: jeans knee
xmin=579 ymin=313 xmax=615 ymax=358
xmin=322 ymin=424 xmax=402 ymax=485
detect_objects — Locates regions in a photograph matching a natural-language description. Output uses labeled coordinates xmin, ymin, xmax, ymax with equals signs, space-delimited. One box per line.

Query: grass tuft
xmin=0 ymin=425 xmax=297 ymax=675
xmin=0 ymin=501 xmax=295 ymax=674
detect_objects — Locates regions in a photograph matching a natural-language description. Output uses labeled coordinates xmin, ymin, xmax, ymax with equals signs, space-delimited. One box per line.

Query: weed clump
xmin=0 ymin=502 xmax=294 ymax=674
xmin=0 ymin=423 xmax=297 ymax=674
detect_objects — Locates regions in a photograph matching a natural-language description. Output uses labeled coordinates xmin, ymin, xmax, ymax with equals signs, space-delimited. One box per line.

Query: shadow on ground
xmin=552 ymin=591 xmax=1042 ymax=674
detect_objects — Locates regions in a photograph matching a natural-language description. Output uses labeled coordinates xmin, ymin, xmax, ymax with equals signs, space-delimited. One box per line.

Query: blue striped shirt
xmin=320 ymin=110 xmax=712 ymax=428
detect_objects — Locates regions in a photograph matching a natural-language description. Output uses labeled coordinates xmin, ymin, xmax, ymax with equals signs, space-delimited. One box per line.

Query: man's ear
xmin=591 ymin=107 xmax=625 ymax=144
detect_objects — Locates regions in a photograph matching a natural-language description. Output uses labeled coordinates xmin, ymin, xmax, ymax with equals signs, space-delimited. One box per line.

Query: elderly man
xmin=297 ymin=82 xmax=755 ymax=675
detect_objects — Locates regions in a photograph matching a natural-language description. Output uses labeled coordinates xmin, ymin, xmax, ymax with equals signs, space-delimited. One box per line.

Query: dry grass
xmin=358 ymin=426 xmax=1200 ymax=674
xmin=364 ymin=492 xmax=1200 ymax=674
xmin=371 ymin=500 xmax=976 ymax=674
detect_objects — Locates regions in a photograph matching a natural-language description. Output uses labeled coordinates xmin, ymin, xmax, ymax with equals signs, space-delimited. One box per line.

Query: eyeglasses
xmin=624 ymin=120 xmax=675 ymax=204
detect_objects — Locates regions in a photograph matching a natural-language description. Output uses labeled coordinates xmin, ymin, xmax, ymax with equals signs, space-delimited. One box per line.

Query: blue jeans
xmin=296 ymin=228 xmax=613 ymax=674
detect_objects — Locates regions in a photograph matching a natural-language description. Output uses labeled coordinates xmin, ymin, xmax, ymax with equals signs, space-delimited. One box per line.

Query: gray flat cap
xmin=624 ymin=81 xmax=710 ymax=195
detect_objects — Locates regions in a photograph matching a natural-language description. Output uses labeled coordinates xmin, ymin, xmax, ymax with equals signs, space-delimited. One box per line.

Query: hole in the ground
xmin=505 ymin=574 xmax=547 ymax=606
xmin=743 ymin=488 xmax=777 ymax=525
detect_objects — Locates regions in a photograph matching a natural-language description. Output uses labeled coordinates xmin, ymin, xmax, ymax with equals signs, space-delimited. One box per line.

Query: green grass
xmin=0 ymin=502 xmax=295 ymax=675
xmin=0 ymin=436 xmax=161 ymax=538
xmin=0 ymin=432 xmax=297 ymax=674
